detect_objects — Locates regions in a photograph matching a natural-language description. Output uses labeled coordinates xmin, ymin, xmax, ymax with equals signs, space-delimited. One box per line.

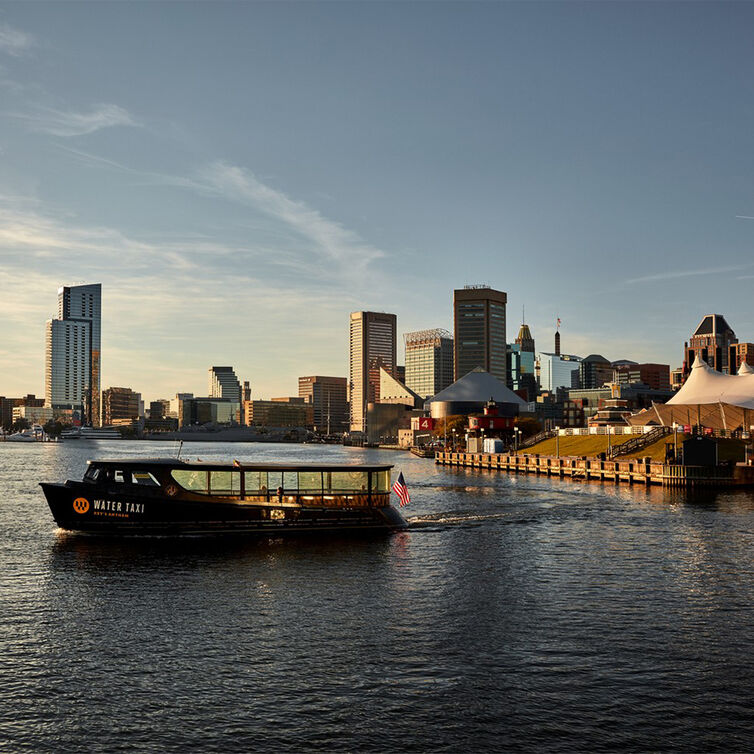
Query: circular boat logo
xmin=165 ymin=484 xmax=178 ymax=497
xmin=72 ymin=497 xmax=90 ymax=514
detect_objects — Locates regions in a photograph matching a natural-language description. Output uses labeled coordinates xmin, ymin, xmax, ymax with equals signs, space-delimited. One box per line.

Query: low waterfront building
xmin=534 ymin=389 xmax=584 ymax=429
xmin=578 ymin=354 xmax=613 ymax=390
xmin=102 ymin=387 xmax=141 ymax=426
xmin=244 ymin=399 xmax=310 ymax=428
xmin=171 ymin=393 xmax=193 ymax=420
xmin=732 ymin=342 xmax=754 ymax=372
xmin=613 ymin=363 xmax=670 ymax=391
xmin=12 ymin=405 xmax=54 ymax=424
xmin=149 ymin=399 xmax=171 ymax=420
xmin=379 ymin=367 xmax=423 ymax=407
xmin=569 ymin=383 xmax=675 ymax=424
xmin=1 ymin=395 xmax=46 ymax=429
xmin=425 ymin=367 xmax=526 ymax=420
xmin=298 ymin=376 xmax=349 ymax=434
xmin=179 ymin=397 xmax=233 ymax=427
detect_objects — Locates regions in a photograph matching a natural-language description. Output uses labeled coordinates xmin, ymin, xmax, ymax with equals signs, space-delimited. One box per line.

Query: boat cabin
xmin=82 ymin=459 xmax=394 ymax=508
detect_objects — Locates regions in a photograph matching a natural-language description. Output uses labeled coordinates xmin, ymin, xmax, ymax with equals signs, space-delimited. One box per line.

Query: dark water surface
xmin=2 ymin=442 xmax=754 ymax=752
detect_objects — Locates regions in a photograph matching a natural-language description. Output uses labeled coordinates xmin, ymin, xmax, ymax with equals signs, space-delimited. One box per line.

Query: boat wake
xmin=407 ymin=511 xmax=537 ymax=529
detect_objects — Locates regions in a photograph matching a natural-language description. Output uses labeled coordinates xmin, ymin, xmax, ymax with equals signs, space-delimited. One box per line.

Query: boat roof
xmin=87 ymin=458 xmax=394 ymax=472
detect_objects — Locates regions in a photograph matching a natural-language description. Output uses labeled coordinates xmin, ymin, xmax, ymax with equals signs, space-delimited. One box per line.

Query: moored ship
xmin=40 ymin=459 xmax=408 ymax=536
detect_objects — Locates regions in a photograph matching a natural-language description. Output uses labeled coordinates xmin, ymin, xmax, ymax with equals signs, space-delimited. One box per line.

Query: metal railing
xmin=608 ymin=426 xmax=672 ymax=459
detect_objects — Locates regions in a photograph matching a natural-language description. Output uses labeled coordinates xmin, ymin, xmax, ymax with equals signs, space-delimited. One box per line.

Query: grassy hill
xmin=522 ymin=433 xmax=747 ymax=463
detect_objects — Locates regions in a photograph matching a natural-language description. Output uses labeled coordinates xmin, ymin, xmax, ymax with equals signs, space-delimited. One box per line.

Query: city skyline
xmin=2 ymin=4 xmax=754 ymax=400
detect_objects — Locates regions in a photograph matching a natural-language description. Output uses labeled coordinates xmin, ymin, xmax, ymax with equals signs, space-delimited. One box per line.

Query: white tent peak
xmin=692 ymin=353 xmax=709 ymax=369
xmin=738 ymin=361 xmax=754 ymax=375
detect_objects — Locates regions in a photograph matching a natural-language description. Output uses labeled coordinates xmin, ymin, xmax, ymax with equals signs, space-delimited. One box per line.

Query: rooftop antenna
xmin=522 ymin=304 xmax=525 ymax=324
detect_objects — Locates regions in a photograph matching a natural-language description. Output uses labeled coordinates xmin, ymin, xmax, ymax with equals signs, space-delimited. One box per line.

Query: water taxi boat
xmin=40 ymin=459 xmax=408 ymax=536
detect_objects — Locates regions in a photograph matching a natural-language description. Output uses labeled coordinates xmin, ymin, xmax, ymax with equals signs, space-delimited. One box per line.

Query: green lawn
xmin=522 ymin=433 xmax=747 ymax=463
xmin=522 ymin=434 xmax=636 ymax=457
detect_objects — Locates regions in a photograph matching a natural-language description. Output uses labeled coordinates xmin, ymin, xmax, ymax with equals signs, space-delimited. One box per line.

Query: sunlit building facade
xmin=45 ymin=283 xmax=102 ymax=426
xmin=299 ymin=376 xmax=349 ymax=434
xmin=537 ymin=352 xmax=582 ymax=392
xmin=404 ymin=329 xmax=454 ymax=399
xmin=349 ymin=311 xmax=397 ymax=433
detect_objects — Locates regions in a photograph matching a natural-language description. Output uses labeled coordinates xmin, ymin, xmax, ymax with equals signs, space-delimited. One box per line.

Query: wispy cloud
xmin=625 ymin=264 xmax=753 ymax=285
xmin=735 ymin=215 xmax=754 ymax=220
xmin=0 ymin=23 xmax=33 ymax=57
xmin=197 ymin=161 xmax=385 ymax=274
xmin=11 ymin=104 xmax=139 ymax=136
xmin=49 ymin=150 xmax=390 ymax=289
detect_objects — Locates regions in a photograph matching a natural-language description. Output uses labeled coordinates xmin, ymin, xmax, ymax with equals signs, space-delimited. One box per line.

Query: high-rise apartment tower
xmin=349 ymin=311 xmax=397 ymax=433
xmin=453 ymin=285 xmax=507 ymax=382
xmin=45 ymin=283 xmax=102 ymax=426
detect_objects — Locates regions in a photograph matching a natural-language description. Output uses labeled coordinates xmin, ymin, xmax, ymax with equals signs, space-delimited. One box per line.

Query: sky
xmin=1 ymin=2 xmax=753 ymax=402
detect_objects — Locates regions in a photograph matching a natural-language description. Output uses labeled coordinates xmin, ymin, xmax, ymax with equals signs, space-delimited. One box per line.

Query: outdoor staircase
xmin=518 ymin=429 xmax=556 ymax=451
xmin=608 ymin=426 xmax=672 ymax=459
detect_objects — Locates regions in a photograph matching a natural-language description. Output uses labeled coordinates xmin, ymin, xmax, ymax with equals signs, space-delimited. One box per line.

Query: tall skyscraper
xmin=46 ymin=283 xmax=102 ymax=426
xmin=508 ymin=322 xmax=537 ymax=400
xmin=404 ymin=329 xmax=454 ymax=399
xmin=453 ymin=285 xmax=507 ymax=382
xmin=349 ymin=311 xmax=397 ymax=433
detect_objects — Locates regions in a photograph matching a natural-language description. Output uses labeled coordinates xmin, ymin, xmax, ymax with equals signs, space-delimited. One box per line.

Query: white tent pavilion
xmin=627 ymin=355 xmax=754 ymax=431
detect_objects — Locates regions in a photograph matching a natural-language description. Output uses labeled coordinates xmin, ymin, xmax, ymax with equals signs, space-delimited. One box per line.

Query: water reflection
xmin=5 ymin=441 xmax=754 ymax=751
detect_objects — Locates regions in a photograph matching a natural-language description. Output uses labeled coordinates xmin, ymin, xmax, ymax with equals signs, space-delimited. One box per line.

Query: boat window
xmin=244 ymin=471 xmax=268 ymax=494
xmin=327 ymin=470 xmax=369 ymax=492
xmin=113 ymin=469 xmax=129 ymax=484
xmin=209 ymin=470 xmax=240 ymax=495
xmin=268 ymin=471 xmax=283 ymax=492
xmin=298 ymin=471 xmax=323 ymax=493
xmin=283 ymin=471 xmax=298 ymax=491
xmin=84 ymin=466 xmax=101 ymax=482
xmin=373 ymin=470 xmax=390 ymax=493
xmin=171 ymin=469 xmax=209 ymax=493
xmin=132 ymin=471 xmax=160 ymax=487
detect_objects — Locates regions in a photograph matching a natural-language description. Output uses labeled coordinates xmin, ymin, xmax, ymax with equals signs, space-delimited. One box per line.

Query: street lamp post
xmin=555 ymin=426 xmax=560 ymax=457
xmin=673 ymin=422 xmax=678 ymax=461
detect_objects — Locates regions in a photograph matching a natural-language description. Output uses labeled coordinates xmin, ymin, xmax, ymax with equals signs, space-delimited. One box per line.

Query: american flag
xmin=392 ymin=471 xmax=410 ymax=507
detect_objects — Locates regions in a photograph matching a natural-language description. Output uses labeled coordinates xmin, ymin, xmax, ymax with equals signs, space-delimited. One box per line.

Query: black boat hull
xmin=40 ymin=482 xmax=408 ymax=536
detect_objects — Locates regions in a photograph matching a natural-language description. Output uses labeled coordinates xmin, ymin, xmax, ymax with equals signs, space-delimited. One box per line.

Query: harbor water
xmin=2 ymin=441 xmax=754 ymax=752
